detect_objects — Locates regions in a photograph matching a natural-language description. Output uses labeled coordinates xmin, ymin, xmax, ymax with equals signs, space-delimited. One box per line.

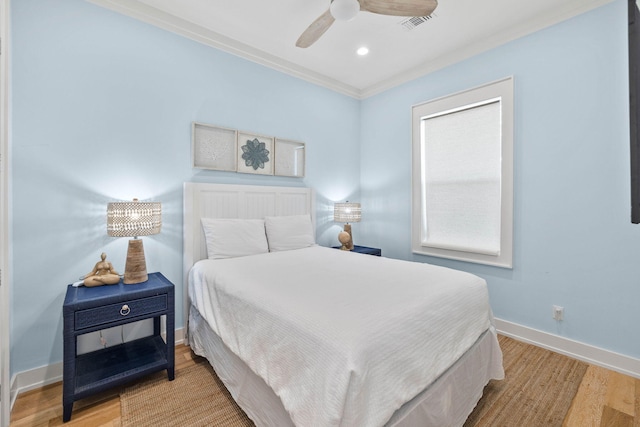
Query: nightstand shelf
xmin=332 ymin=245 xmax=382 ymax=256
xmin=74 ymin=335 xmax=168 ymax=396
xmin=62 ymin=272 xmax=175 ymax=422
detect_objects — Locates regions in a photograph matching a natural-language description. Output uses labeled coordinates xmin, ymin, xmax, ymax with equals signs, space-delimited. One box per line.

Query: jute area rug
xmin=120 ymin=335 xmax=587 ymax=427
xmin=120 ymin=362 xmax=253 ymax=427
xmin=464 ymin=335 xmax=588 ymax=426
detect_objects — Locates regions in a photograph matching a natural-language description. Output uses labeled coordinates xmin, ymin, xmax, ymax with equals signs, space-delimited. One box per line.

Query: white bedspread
xmin=189 ymin=246 xmax=493 ymax=427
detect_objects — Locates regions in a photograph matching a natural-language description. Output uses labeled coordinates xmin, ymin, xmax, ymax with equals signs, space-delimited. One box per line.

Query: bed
xmin=183 ymin=182 xmax=504 ymax=427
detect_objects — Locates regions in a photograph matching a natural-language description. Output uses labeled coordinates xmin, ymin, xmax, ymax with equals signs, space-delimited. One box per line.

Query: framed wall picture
xmin=237 ymin=132 xmax=274 ymax=175
xmin=275 ymin=138 xmax=305 ymax=177
xmin=192 ymin=122 xmax=237 ymax=171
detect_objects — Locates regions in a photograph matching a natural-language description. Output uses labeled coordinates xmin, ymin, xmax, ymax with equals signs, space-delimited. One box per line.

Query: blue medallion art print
xmin=241 ymin=138 xmax=270 ymax=170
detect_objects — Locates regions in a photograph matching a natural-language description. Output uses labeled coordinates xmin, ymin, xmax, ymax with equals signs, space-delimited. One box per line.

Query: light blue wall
xmin=360 ymin=0 xmax=640 ymax=358
xmin=11 ymin=0 xmax=640 ymax=377
xmin=11 ymin=0 xmax=360 ymax=374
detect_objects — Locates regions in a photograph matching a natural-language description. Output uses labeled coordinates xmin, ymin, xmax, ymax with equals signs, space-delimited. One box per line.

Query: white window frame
xmin=411 ymin=77 xmax=514 ymax=268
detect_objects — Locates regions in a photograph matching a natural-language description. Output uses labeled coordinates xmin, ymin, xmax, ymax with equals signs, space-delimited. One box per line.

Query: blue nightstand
xmin=332 ymin=245 xmax=382 ymax=256
xmin=62 ymin=272 xmax=174 ymax=422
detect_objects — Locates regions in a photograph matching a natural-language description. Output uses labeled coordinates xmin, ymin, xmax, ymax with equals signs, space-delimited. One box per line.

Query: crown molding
xmin=359 ymin=0 xmax=615 ymax=98
xmin=86 ymin=0 xmax=362 ymax=99
xmin=87 ymin=0 xmax=613 ymax=100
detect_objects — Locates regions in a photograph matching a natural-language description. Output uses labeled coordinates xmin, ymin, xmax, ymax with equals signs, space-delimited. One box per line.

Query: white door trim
xmin=0 ymin=0 xmax=11 ymax=425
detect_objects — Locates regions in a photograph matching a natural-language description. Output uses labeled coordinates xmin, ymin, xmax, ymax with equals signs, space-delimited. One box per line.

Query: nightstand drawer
xmin=74 ymin=295 xmax=167 ymax=330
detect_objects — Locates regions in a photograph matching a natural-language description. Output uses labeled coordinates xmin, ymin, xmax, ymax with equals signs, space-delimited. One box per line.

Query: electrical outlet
xmin=552 ymin=305 xmax=564 ymax=321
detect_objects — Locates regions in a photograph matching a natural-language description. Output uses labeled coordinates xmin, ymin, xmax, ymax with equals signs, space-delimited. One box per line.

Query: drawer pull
xmin=120 ymin=305 xmax=130 ymax=316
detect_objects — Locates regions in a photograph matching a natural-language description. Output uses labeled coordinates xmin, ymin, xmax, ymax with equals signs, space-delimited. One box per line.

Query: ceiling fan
xmin=296 ymin=0 xmax=438 ymax=48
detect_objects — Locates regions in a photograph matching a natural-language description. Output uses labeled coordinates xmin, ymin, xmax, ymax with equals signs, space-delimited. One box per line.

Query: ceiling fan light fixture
xmin=330 ymin=0 xmax=360 ymax=21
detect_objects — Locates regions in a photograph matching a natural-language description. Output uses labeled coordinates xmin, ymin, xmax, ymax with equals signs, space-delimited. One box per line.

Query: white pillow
xmin=201 ymin=218 xmax=269 ymax=259
xmin=265 ymin=214 xmax=316 ymax=252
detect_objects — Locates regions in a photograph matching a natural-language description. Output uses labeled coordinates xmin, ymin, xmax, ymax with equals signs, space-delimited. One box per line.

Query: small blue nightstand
xmin=62 ymin=272 xmax=175 ymax=422
xmin=332 ymin=245 xmax=382 ymax=256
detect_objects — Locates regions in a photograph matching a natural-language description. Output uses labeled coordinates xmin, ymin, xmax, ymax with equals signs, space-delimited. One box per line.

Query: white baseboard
xmin=10 ymin=322 xmax=640 ymax=411
xmin=9 ymin=328 xmax=185 ymax=410
xmin=494 ymin=318 xmax=640 ymax=379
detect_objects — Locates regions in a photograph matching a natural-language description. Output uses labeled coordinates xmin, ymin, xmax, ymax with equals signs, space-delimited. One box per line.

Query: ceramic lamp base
xmin=124 ymin=239 xmax=148 ymax=284
xmin=342 ymin=223 xmax=354 ymax=251
xmin=338 ymin=231 xmax=351 ymax=250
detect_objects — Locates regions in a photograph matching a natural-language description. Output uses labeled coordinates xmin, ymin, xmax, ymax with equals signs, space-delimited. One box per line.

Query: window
xmin=411 ymin=77 xmax=513 ymax=268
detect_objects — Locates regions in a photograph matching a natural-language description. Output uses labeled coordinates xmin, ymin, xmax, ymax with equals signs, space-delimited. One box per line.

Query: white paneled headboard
xmin=183 ymin=182 xmax=315 ymax=267
xmin=183 ymin=182 xmax=315 ymax=334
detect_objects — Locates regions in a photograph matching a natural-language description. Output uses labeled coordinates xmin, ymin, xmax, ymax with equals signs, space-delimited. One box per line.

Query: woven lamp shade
xmin=334 ymin=202 xmax=361 ymax=251
xmin=334 ymin=202 xmax=361 ymax=223
xmin=107 ymin=201 xmax=161 ymax=237
xmin=107 ymin=199 xmax=161 ymax=284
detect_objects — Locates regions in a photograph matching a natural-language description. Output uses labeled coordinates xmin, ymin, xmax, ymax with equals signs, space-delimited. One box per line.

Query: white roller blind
xmin=420 ymin=100 xmax=502 ymax=255
xmin=412 ymin=77 xmax=513 ymax=268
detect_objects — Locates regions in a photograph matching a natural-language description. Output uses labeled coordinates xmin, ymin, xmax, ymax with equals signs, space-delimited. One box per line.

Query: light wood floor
xmin=8 ymin=344 xmax=640 ymax=427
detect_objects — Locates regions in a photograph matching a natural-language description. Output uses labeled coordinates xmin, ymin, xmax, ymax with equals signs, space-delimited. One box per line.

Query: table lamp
xmin=334 ymin=201 xmax=361 ymax=250
xmin=107 ymin=198 xmax=161 ymax=284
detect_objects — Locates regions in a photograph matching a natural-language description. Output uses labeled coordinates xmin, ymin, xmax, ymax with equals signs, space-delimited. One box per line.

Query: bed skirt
xmin=188 ymin=306 xmax=503 ymax=427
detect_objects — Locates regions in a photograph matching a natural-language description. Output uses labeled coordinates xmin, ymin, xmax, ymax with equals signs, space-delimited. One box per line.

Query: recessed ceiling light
xmin=357 ymin=47 xmax=369 ymax=56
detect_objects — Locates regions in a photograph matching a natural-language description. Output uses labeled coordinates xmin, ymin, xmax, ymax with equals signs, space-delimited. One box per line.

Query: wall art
xmin=237 ymin=132 xmax=274 ymax=175
xmin=275 ymin=138 xmax=305 ymax=177
xmin=192 ymin=123 xmax=237 ymax=172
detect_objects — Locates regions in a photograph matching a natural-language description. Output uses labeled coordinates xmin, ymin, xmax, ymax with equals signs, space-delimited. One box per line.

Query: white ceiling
xmin=89 ymin=0 xmax=612 ymax=98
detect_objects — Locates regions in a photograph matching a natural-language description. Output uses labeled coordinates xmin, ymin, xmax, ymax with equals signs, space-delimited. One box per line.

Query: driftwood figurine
xmin=83 ymin=253 xmax=121 ymax=287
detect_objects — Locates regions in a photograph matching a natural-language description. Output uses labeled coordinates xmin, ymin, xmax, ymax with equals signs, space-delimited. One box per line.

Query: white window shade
xmin=421 ymin=100 xmax=502 ymax=255
xmin=412 ymin=77 xmax=513 ymax=268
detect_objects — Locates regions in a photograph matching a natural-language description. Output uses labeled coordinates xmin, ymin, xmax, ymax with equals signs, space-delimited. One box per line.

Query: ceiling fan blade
xmin=296 ymin=9 xmax=336 ymax=48
xmin=359 ymin=0 xmax=437 ymax=17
